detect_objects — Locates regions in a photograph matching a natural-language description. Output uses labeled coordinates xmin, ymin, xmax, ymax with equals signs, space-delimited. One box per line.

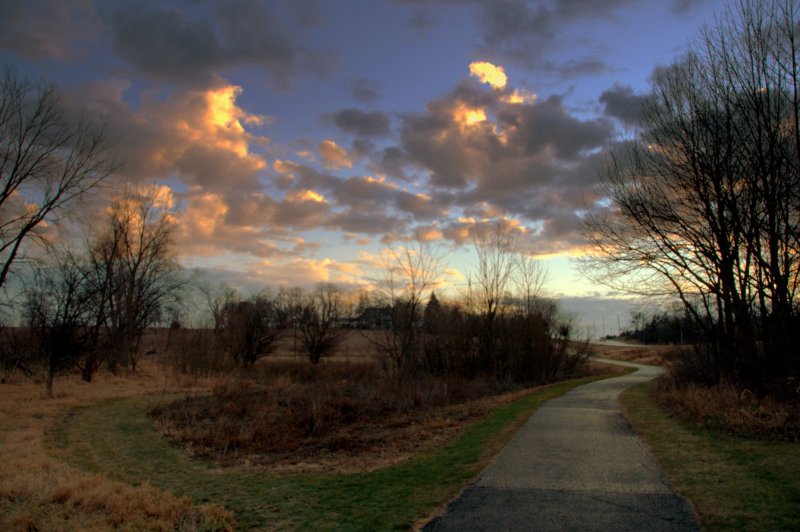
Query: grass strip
xmin=620 ymin=380 xmax=800 ymax=532
xmin=47 ymin=373 xmax=621 ymax=531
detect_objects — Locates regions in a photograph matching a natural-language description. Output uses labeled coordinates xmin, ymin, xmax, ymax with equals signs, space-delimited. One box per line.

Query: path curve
xmin=423 ymin=359 xmax=700 ymax=531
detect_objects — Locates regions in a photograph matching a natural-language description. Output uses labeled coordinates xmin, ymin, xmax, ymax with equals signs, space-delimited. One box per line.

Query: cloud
xmin=0 ymin=0 xmax=100 ymax=60
xmin=543 ymin=57 xmax=612 ymax=78
xmin=370 ymin=147 xmax=412 ymax=181
xmin=319 ymin=140 xmax=354 ymax=170
xmin=392 ymin=71 xmax=615 ymax=255
xmin=599 ymin=82 xmax=648 ymax=125
xmin=102 ymin=0 xmax=332 ymax=88
xmin=78 ymin=78 xmax=269 ymax=190
xmin=350 ymin=78 xmax=380 ymax=103
xmin=249 ymin=256 xmax=363 ymax=287
xmin=669 ymin=0 xmax=706 ymax=16
xmin=469 ymin=61 xmax=507 ymax=88
xmin=325 ymin=108 xmax=391 ymax=137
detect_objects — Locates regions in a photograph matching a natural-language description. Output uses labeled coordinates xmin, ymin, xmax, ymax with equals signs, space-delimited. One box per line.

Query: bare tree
xmin=220 ymin=292 xmax=281 ymax=367
xmin=24 ymin=250 xmax=93 ymax=396
xmin=515 ymin=249 xmax=548 ymax=315
xmin=87 ymin=186 xmax=182 ymax=373
xmin=582 ymin=0 xmax=800 ymax=388
xmin=299 ymin=283 xmax=347 ymax=364
xmin=0 ymin=66 xmax=116 ymax=293
xmin=370 ymin=236 xmax=445 ymax=372
xmin=469 ymin=219 xmax=520 ymax=371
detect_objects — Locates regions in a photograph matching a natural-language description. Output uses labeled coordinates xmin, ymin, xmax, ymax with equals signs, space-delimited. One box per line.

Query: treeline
xmin=619 ymin=309 xmax=705 ymax=346
xmin=0 ymin=188 xmax=585 ymax=394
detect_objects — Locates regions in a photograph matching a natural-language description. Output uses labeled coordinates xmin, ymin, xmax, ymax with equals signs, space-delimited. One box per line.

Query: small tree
xmin=24 ymin=251 xmax=93 ymax=396
xmin=299 ymin=283 xmax=347 ymax=364
xmin=220 ymin=293 xmax=281 ymax=367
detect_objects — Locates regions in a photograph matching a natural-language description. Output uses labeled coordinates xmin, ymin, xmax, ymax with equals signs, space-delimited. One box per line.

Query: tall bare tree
xmin=469 ymin=219 xmax=520 ymax=370
xmin=0 ymin=66 xmax=116 ymax=293
xmin=87 ymin=187 xmax=182 ymax=373
xmin=582 ymin=0 xmax=800 ymax=387
xmin=371 ymin=236 xmax=445 ymax=372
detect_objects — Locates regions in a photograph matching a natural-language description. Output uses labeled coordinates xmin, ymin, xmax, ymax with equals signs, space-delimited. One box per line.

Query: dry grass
xmin=151 ymin=358 xmax=617 ymax=474
xmin=652 ymin=379 xmax=800 ymax=442
xmin=0 ymin=363 xmax=236 ymax=531
xmin=589 ymin=342 xmax=685 ymax=366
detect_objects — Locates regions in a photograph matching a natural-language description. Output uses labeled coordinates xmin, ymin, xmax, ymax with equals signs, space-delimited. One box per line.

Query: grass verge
xmin=47 ymin=373 xmax=623 ymax=531
xmin=621 ymin=380 xmax=800 ymax=531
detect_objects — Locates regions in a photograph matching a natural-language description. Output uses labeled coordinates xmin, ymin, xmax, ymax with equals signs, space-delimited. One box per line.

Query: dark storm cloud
xmin=397 ymin=0 xmax=634 ymax=78
xmin=473 ymin=0 xmax=635 ymax=70
xmin=371 ymin=147 xmax=412 ymax=181
xmin=669 ymin=0 xmax=706 ymax=16
xmin=350 ymin=78 xmax=380 ymax=103
xmin=327 ymin=210 xmax=409 ymax=235
xmin=497 ymin=95 xmax=614 ymax=158
xmin=103 ymin=0 xmax=332 ymax=87
xmin=599 ymin=83 xmax=648 ymax=126
xmin=325 ymin=108 xmax=392 ymax=137
xmin=0 ymin=0 xmax=100 ymax=60
xmin=544 ymin=57 xmax=612 ymax=78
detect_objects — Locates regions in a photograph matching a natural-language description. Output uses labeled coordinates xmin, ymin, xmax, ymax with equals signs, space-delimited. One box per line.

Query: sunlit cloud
xmin=81 ymin=78 xmax=270 ymax=189
xmin=205 ymin=85 xmax=267 ymax=159
xmin=250 ymin=257 xmax=362 ymax=286
xmin=319 ymin=139 xmax=354 ymax=170
xmin=469 ymin=61 xmax=507 ymax=88
xmin=288 ymin=189 xmax=328 ymax=204
xmin=501 ymin=89 xmax=537 ymax=104
xmin=453 ymin=103 xmax=487 ymax=128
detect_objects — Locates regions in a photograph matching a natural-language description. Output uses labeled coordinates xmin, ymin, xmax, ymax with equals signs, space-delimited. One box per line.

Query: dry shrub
xmin=150 ymin=358 xmax=522 ymax=468
xmin=0 ymin=360 xmax=236 ymax=531
xmin=653 ymin=377 xmax=800 ymax=442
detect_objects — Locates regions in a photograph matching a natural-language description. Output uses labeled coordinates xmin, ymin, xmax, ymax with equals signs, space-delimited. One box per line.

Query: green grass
xmin=46 ymin=374 xmax=621 ymax=531
xmin=621 ymin=380 xmax=800 ymax=532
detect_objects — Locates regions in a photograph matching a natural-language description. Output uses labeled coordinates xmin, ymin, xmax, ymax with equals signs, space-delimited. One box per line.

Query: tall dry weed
xmin=653 ymin=378 xmax=800 ymax=441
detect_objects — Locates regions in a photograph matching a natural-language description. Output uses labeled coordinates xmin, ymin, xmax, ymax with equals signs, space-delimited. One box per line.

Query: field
xmin=0 ymin=331 xmax=623 ymax=530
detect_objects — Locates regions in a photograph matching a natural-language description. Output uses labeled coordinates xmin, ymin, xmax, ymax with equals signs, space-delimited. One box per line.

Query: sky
xmin=0 ymin=0 xmax=729 ymax=332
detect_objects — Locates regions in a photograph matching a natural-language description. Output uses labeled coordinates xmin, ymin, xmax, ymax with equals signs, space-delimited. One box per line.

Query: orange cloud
xmin=469 ymin=61 xmax=507 ymax=89
xmin=501 ymin=89 xmax=537 ymax=104
xmin=250 ymin=257 xmax=362 ymax=286
xmin=452 ymin=103 xmax=487 ymax=130
xmin=286 ymin=188 xmax=328 ymax=204
xmin=319 ymin=139 xmax=353 ymax=170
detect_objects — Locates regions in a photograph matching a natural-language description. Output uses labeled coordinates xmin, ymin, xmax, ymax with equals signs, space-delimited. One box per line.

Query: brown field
xmin=588 ymin=341 xmax=685 ymax=366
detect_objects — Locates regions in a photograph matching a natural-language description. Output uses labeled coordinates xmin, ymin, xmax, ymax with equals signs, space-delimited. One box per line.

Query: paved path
xmin=423 ymin=359 xmax=700 ymax=531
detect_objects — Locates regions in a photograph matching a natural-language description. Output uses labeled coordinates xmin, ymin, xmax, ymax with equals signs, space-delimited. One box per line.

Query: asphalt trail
xmin=423 ymin=359 xmax=700 ymax=531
